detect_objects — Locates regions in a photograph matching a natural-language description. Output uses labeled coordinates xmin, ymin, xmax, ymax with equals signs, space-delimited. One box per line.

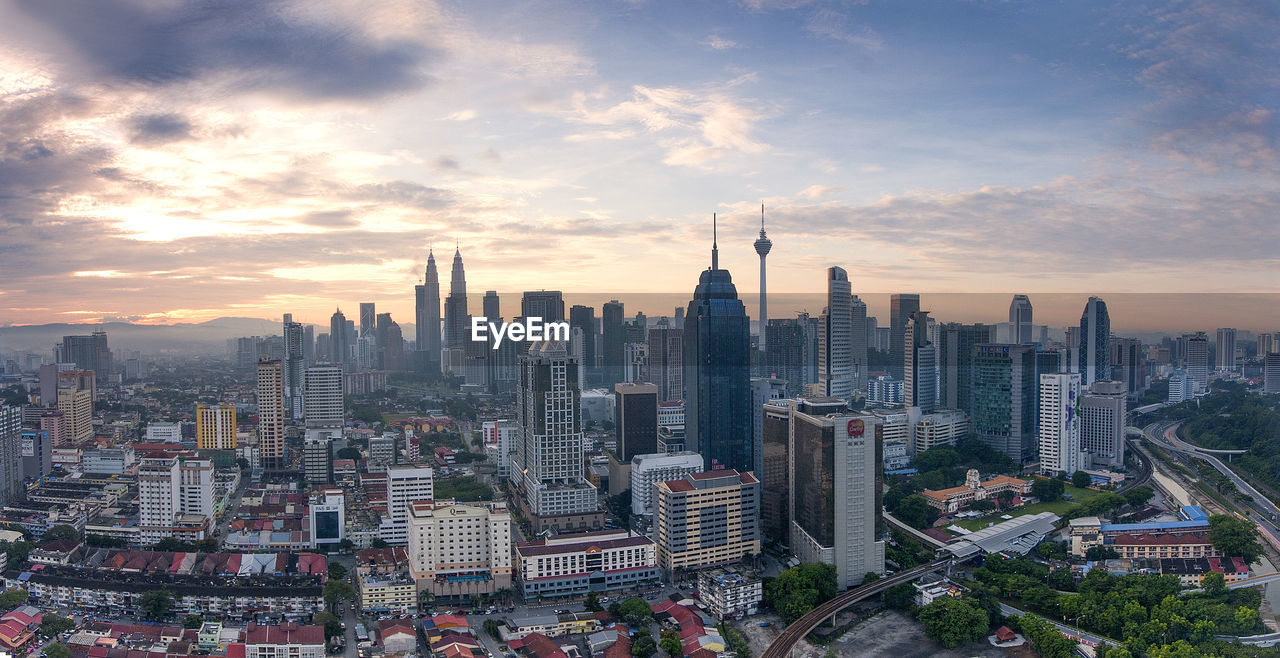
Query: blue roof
xmin=1179 ymin=505 xmax=1209 ymax=521
xmin=885 ymin=468 xmax=919 ymax=476
xmin=1100 ymin=519 xmax=1209 ymax=533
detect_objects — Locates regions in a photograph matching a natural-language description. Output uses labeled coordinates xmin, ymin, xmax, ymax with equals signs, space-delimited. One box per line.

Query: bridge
xmin=882 ymin=511 xmax=948 ymax=549
xmin=761 ymin=558 xmax=953 ymax=658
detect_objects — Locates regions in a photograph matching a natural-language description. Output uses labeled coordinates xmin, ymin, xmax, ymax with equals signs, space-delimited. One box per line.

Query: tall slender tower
xmin=444 ymin=248 xmax=469 ymax=348
xmin=1078 ymin=297 xmax=1111 ymax=386
xmin=819 ymin=266 xmax=854 ymax=400
xmin=753 ymin=204 xmax=772 ymax=352
xmin=415 ymin=250 xmax=442 ymax=373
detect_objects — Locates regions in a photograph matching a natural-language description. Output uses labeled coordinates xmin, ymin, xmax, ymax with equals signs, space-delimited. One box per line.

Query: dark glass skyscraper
xmin=1079 ymin=296 xmax=1111 ymax=386
xmin=569 ymin=304 xmax=597 ymax=384
xmin=602 ymin=300 xmax=625 ymax=387
xmin=683 ymin=219 xmax=753 ymax=473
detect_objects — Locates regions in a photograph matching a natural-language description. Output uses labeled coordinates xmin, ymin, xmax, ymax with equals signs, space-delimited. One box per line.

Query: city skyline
xmin=2 ymin=1 xmax=1278 ymax=327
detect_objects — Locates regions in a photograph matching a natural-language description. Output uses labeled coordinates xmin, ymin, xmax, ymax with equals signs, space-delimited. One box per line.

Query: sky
xmin=1 ymin=0 xmax=1278 ymax=329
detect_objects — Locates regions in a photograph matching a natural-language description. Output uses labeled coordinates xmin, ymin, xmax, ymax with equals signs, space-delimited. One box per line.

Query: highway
xmin=760 ymin=558 xmax=953 ymax=658
xmin=1143 ymin=421 xmax=1280 ymax=541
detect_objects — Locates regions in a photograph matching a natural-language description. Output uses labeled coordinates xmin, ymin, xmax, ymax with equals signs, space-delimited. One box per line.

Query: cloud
xmin=803 ymin=9 xmax=883 ymax=50
xmin=1122 ymin=0 xmax=1280 ymax=169
xmin=7 ymin=0 xmax=436 ymax=100
xmin=127 ymin=113 xmax=194 ymax=145
xmin=445 ymin=109 xmax=477 ymax=121
xmin=704 ymin=35 xmax=739 ymax=51
xmin=799 ymin=184 xmax=840 ymax=199
xmin=564 ymin=84 xmax=766 ymax=167
xmin=299 ymin=210 xmax=359 ymax=228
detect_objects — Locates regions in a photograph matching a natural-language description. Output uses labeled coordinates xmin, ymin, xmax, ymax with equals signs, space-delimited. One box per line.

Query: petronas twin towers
xmin=414 ymin=247 xmax=468 ymax=374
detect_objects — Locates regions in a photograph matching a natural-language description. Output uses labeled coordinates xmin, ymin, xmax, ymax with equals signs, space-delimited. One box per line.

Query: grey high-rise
xmin=602 ymin=300 xmax=625 ymax=387
xmin=889 ymin=294 xmax=920 ymax=379
xmin=938 ymin=322 xmax=992 ymax=415
xmin=850 ymin=294 xmax=868 ymax=393
xmin=1187 ymin=332 xmax=1209 ymax=392
xmin=904 ymin=311 xmax=936 ymax=413
xmin=765 ymin=318 xmax=806 ymax=397
xmin=819 ymin=267 xmax=854 ymax=400
xmin=329 ymin=309 xmax=349 ymax=368
xmin=1216 ymin=328 xmax=1237 ymax=371
xmin=683 ymin=217 xmax=753 ymax=473
xmin=443 ymin=248 xmax=469 ymax=349
xmin=646 ymin=318 xmax=683 ymax=402
xmin=569 ymin=305 xmax=597 ymax=384
xmin=59 ymin=331 xmax=111 ymax=377
xmin=415 ymin=250 xmax=442 ymax=373
xmin=1009 ymin=294 xmax=1033 ymax=344
xmin=360 ymin=302 xmax=376 ymax=338
xmin=283 ymin=313 xmax=306 ymax=418
xmin=521 ymin=291 xmax=565 ymax=324
xmin=1078 ymin=297 xmax=1111 ymax=386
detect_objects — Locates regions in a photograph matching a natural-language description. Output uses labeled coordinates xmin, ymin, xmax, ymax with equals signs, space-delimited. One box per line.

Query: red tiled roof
xmin=243 ymin=623 xmax=324 ymax=646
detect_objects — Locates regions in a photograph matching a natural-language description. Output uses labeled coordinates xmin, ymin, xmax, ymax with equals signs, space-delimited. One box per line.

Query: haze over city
xmin=3 ymin=0 xmax=1278 ymax=328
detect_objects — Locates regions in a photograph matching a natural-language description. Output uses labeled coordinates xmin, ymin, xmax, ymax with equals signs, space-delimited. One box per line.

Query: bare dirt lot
xmin=736 ymin=609 xmax=1040 ymax=658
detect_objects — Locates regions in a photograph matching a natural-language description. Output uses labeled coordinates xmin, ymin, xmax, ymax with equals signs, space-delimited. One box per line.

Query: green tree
xmin=314 ymin=612 xmax=343 ymax=639
xmin=323 ymin=579 xmax=356 ymax=612
xmin=138 ymin=589 xmax=176 ymax=619
xmin=182 ymin=614 xmax=204 ymax=629
xmin=43 ymin=524 xmax=81 ymax=542
xmin=861 ymin=572 xmax=880 ymax=585
xmin=1207 ymin=514 xmax=1262 ymax=564
xmin=336 ymin=447 xmax=363 ymax=461
xmin=328 ymin=562 xmax=347 ymax=581
xmin=584 ymin=591 xmax=602 ymax=612
xmin=483 ymin=619 xmax=502 ymax=639
xmin=996 ymin=489 xmax=1015 ymax=509
xmin=1072 ymin=470 xmax=1093 ymax=489
xmin=236 ymin=457 xmax=250 ymax=470
xmin=44 ymin=644 xmax=72 ymax=658
xmin=631 ymin=632 xmax=656 ymax=658
xmin=893 ymin=494 xmax=936 ymax=530
xmin=764 ymin=563 xmax=839 ymax=624
xmin=1085 ymin=545 xmax=1120 ymax=561
xmin=0 ymin=588 xmax=28 ymax=610
xmin=659 ymin=630 xmax=682 ymax=656
xmin=370 ymin=538 xmax=389 ymax=549
xmin=917 ymin=597 xmax=987 ymax=648
xmin=1200 ymin=571 xmax=1227 ymax=597
xmin=618 ymin=597 xmax=653 ymax=626
xmin=1104 ymin=647 xmax=1134 ymax=658
xmin=1123 ymin=486 xmax=1154 ymax=508
xmin=1031 ymin=477 xmax=1065 ymax=502
xmin=41 ymin=614 xmax=76 ymax=636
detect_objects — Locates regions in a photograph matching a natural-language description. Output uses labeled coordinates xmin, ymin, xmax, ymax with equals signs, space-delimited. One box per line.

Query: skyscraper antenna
xmin=761 ymin=203 xmax=765 ymax=231
xmin=712 ymin=213 xmax=719 ymax=270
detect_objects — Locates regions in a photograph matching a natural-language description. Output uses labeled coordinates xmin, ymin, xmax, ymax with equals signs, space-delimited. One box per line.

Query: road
xmin=761 ymin=558 xmax=952 ymax=658
xmin=1144 ymin=421 xmax=1280 ymax=542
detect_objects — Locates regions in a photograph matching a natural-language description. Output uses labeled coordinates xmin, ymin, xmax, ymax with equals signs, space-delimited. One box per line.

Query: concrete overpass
xmin=882 ymin=511 xmax=949 ymax=550
xmin=761 ymin=558 xmax=953 ymax=658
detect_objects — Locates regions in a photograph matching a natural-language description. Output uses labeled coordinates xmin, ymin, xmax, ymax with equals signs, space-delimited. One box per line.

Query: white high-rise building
xmin=144 ymin=422 xmax=182 ymax=443
xmin=818 ymin=267 xmax=854 ymax=400
xmin=179 ymin=456 xmax=215 ymax=519
xmin=138 ymin=456 xmax=181 ymax=545
xmin=629 ymin=451 xmax=704 ymax=517
xmin=914 ymin=409 xmax=969 ymax=454
xmin=408 ymin=500 xmax=512 ymax=597
xmin=381 ymin=464 xmax=434 ymax=545
xmin=482 ymin=420 xmax=517 ymax=479
xmin=303 ymin=365 xmax=344 ymax=428
xmin=1082 ymin=380 xmax=1126 ymax=468
xmin=904 ymin=312 xmax=936 ymax=414
xmin=1168 ymin=370 xmax=1194 ymax=403
xmin=1038 ymin=373 xmax=1083 ymax=476
xmin=512 ymin=341 xmax=598 ymax=525
xmin=1264 ymin=353 xmax=1280 ymax=395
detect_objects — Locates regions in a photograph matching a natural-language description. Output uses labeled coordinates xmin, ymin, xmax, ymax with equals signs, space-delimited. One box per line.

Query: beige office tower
xmin=195 ymin=403 xmax=237 ymax=451
xmin=257 ymin=359 xmax=286 ymax=469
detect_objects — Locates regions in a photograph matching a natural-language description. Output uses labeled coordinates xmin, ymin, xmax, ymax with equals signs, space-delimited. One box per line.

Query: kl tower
xmin=753 ymin=203 xmax=772 ymax=352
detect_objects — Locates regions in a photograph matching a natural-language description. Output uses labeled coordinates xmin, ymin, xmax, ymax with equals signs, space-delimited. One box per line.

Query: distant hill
xmin=0 ymin=317 xmax=292 ymax=355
